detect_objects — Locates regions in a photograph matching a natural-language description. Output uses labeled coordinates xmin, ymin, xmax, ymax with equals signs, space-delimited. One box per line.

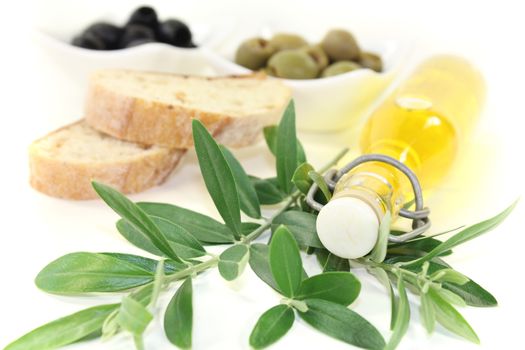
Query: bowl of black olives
xmin=208 ymin=29 xmax=409 ymax=131
xmin=33 ymin=5 xmax=221 ymax=91
xmin=71 ymin=6 xmax=197 ymax=50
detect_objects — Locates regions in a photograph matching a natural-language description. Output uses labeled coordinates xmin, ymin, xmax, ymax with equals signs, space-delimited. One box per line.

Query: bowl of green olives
xmin=208 ymin=29 xmax=408 ymax=131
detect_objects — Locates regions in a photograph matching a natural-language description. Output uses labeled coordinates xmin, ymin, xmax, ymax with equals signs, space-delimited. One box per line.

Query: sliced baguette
xmin=29 ymin=120 xmax=185 ymax=200
xmin=85 ymin=70 xmax=291 ymax=148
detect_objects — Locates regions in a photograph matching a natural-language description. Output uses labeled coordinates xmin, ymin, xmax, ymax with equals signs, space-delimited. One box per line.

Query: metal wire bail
xmin=306 ymin=154 xmax=431 ymax=243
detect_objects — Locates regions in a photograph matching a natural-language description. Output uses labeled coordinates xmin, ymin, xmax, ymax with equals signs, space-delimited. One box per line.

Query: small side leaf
xmin=420 ymin=292 xmax=436 ymax=333
xmin=272 ymin=211 xmax=323 ymax=248
xmin=308 ymin=170 xmax=332 ymax=201
xmin=218 ymin=244 xmax=250 ymax=281
xmin=164 ymin=278 xmax=193 ymax=349
xmin=292 ymin=163 xmax=314 ymax=195
xmin=429 ymin=288 xmax=480 ymax=343
xmin=385 ymin=276 xmax=410 ymax=350
xmin=117 ymin=217 xmax=206 ymax=259
xmin=138 ymin=202 xmax=235 ymax=244
xmin=92 ymin=182 xmax=180 ymax=262
xmin=431 ymin=269 xmax=470 ymax=285
xmin=296 ymin=272 xmax=361 ymax=306
xmin=249 ymin=305 xmax=294 ymax=349
xmin=299 ymin=299 xmax=385 ymax=350
xmin=116 ymin=296 xmax=153 ymax=335
xmin=269 ymin=225 xmax=303 ymax=297
xmin=249 ymin=243 xmax=281 ymax=292
xmin=370 ymin=212 xmax=392 ymax=263
xmin=220 ymin=145 xmax=261 ymax=219
xmin=4 ymin=304 xmax=118 ymax=350
xmin=264 ymin=124 xmax=306 ymax=165
xmin=315 ymin=249 xmax=350 ymax=272
xmin=249 ymin=177 xmax=285 ymax=205
xmin=276 ymin=101 xmax=298 ymax=194
xmin=192 ymin=120 xmax=242 ymax=238
xmin=436 ymin=288 xmax=467 ymax=307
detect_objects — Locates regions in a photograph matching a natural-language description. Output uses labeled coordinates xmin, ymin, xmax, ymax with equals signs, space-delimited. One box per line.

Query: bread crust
xmin=84 ymin=72 xmax=291 ymax=148
xmin=29 ymin=122 xmax=186 ymax=200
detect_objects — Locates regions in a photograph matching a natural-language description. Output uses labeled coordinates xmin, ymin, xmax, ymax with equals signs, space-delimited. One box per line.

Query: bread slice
xmin=29 ymin=121 xmax=185 ymax=200
xmin=85 ymin=70 xmax=292 ymax=148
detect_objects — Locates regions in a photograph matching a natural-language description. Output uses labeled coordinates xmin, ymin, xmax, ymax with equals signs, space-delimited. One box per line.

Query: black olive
xmin=119 ymin=24 xmax=156 ymax=48
xmin=84 ymin=22 xmax=122 ymax=50
xmin=71 ymin=32 xmax=106 ymax=50
xmin=127 ymin=6 xmax=159 ymax=32
xmin=158 ymin=19 xmax=194 ymax=47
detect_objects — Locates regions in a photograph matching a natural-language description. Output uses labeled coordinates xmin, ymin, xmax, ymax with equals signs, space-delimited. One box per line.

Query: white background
xmin=1 ymin=1 xmax=524 ymax=349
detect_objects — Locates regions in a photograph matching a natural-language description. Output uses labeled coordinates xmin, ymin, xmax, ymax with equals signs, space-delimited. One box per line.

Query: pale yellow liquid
xmin=335 ymin=55 xmax=485 ymax=216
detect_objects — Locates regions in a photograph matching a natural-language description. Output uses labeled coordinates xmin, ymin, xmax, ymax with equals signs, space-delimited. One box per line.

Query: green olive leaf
xmin=218 ymin=244 xmax=250 ymax=281
xmin=35 ymin=252 xmax=156 ymax=294
xmin=249 ymin=176 xmax=286 ymax=205
xmin=271 ymin=211 xmax=323 ymax=248
xmin=241 ymin=222 xmax=262 ymax=236
xmin=387 ymin=236 xmax=453 ymax=257
xmin=4 ymin=304 xmax=118 ymax=350
xmin=385 ymin=275 xmax=410 ymax=350
xmin=366 ymin=267 xmax=397 ymax=330
xmin=269 ymin=225 xmax=303 ymax=297
xmin=292 ymin=163 xmax=315 ymax=195
xmin=276 ymin=101 xmax=298 ymax=194
xmin=164 ymin=277 xmax=193 ymax=349
xmin=138 ymin=202 xmax=235 ymax=244
xmin=116 ymin=296 xmax=153 ymax=335
xmin=249 ymin=243 xmax=281 ymax=292
xmin=431 ymin=268 xmax=470 ymax=285
xmin=315 ymin=249 xmax=350 ymax=272
xmin=263 ymin=124 xmax=306 ymax=165
xmin=308 ymin=170 xmax=332 ymax=201
xmin=296 ymin=272 xmax=361 ymax=306
xmin=192 ymin=119 xmax=242 ymax=238
xmin=220 ymin=145 xmax=261 ymax=219
xmin=117 ymin=216 xmax=206 ymax=259
xmin=404 ymin=202 xmax=517 ymax=267
xmin=92 ymin=182 xmax=181 ymax=262
xmin=249 ymin=305 xmax=295 ymax=349
xmin=299 ymin=299 xmax=386 ymax=350
xmin=99 ymin=253 xmax=185 ymax=275
xmin=370 ymin=212 xmax=392 ymax=263
xmin=420 ymin=292 xmax=436 ymax=333
xmin=428 ymin=288 xmax=480 ymax=344
xmin=435 ymin=288 xmax=467 ymax=307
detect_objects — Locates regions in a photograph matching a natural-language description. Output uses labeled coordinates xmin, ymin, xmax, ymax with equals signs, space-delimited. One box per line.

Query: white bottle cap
xmin=316 ymin=196 xmax=380 ymax=259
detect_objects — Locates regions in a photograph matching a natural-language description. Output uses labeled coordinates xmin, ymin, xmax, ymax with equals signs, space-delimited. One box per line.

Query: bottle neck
xmin=333 ymin=167 xmax=405 ymax=220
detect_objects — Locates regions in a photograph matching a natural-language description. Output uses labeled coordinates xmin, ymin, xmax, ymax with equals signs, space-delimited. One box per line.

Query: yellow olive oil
xmin=335 ymin=55 xmax=485 ymax=217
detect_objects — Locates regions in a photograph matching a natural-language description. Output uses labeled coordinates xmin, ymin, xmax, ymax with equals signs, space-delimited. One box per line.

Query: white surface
xmin=1 ymin=0 xmax=525 ymax=350
xmin=317 ymin=197 xmax=380 ymax=259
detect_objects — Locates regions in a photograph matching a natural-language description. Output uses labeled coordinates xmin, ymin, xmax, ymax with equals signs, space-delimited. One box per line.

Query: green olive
xmin=321 ymin=29 xmax=360 ymax=61
xmin=301 ymin=45 xmax=329 ymax=71
xmin=269 ymin=33 xmax=308 ymax=51
xmin=321 ymin=61 xmax=362 ymax=78
xmin=235 ymin=37 xmax=277 ymax=70
xmin=359 ymin=51 xmax=383 ymax=72
xmin=268 ymin=49 xmax=319 ymax=79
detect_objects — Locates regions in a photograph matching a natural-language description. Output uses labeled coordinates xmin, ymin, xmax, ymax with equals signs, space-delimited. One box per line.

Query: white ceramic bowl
xmin=33 ymin=1 xmax=411 ymax=131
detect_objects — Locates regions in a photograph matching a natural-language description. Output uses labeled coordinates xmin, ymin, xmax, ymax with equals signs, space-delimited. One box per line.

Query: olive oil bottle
xmin=317 ymin=55 xmax=485 ymax=258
